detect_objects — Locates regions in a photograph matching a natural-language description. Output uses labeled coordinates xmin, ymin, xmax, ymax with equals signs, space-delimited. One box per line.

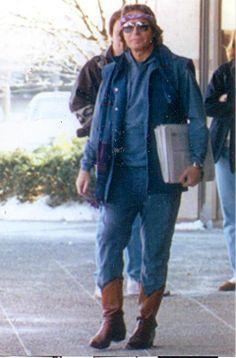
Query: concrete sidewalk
xmin=0 ymin=221 xmax=235 ymax=356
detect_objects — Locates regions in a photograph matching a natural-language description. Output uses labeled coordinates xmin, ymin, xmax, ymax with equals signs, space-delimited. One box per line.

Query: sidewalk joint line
xmin=53 ymin=258 xmax=101 ymax=306
xmin=0 ymin=300 xmax=32 ymax=356
xmin=168 ymin=281 xmax=235 ymax=332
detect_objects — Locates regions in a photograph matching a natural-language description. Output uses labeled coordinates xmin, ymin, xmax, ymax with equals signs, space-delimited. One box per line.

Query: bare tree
xmin=1 ymin=0 xmax=154 ymax=92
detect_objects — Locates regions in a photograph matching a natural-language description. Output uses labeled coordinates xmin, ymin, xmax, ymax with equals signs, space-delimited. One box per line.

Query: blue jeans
xmin=96 ymin=166 xmax=181 ymax=295
xmin=124 ymin=215 xmax=142 ymax=281
xmin=215 ymin=147 xmax=235 ymax=277
xmin=95 ymin=212 xmax=141 ymax=283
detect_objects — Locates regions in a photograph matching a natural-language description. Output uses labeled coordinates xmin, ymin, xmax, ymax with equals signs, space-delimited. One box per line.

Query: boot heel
xmin=111 ymin=314 xmax=126 ymax=341
xmin=126 ymin=317 xmax=156 ymax=349
xmin=112 ymin=333 xmax=126 ymax=342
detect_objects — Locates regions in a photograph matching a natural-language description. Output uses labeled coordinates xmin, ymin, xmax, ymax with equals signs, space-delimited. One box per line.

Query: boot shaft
xmin=89 ymin=278 xmax=126 ymax=349
xmin=138 ymin=286 xmax=164 ymax=319
xmin=102 ymin=278 xmax=123 ymax=317
xmin=126 ymin=287 xmax=164 ymax=350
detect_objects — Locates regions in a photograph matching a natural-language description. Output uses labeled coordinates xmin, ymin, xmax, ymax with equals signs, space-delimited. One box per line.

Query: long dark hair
xmin=109 ymin=10 xmax=122 ymax=37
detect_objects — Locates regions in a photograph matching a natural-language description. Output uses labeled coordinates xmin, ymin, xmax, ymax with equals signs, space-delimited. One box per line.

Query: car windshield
xmin=27 ymin=92 xmax=74 ymax=121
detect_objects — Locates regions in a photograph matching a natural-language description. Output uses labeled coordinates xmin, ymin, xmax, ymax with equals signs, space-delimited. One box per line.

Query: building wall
xmin=155 ymin=0 xmax=200 ymax=61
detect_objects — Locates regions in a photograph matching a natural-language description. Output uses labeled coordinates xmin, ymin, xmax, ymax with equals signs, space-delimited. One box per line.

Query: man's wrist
xmin=192 ymin=162 xmax=203 ymax=169
xmin=192 ymin=162 xmax=204 ymax=180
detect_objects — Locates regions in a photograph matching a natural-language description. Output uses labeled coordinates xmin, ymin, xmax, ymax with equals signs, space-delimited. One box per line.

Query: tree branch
xmin=97 ymin=0 xmax=108 ymax=38
xmin=64 ymin=0 xmax=98 ymax=37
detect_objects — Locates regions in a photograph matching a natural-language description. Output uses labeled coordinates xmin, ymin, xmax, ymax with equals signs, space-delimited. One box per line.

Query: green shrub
xmin=0 ymin=138 xmax=96 ymax=206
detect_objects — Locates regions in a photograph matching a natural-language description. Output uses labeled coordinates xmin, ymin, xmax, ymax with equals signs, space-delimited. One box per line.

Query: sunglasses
xmin=122 ymin=21 xmax=150 ymax=34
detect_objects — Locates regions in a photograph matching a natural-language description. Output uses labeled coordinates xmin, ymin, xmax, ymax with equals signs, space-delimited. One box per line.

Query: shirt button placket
xmin=114 ymin=88 xmax=119 ymax=111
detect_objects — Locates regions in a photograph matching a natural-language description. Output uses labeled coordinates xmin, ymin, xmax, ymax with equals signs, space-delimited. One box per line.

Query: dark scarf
xmin=95 ymin=58 xmax=128 ymax=202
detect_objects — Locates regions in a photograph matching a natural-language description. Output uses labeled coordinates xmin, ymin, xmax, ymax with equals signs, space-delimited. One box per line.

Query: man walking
xmin=76 ymin=4 xmax=208 ymax=350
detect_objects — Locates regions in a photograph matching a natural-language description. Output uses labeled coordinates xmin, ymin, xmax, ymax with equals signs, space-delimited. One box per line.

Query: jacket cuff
xmin=80 ymin=159 xmax=93 ymax=172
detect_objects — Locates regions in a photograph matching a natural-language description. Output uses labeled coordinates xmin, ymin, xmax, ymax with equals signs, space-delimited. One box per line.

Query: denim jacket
xmin=81 ymin=45 xmax=209 ymax=201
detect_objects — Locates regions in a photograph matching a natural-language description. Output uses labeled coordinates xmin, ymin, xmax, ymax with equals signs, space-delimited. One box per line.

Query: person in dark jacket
xmin=70 ymin=10 xmax=142 ymax=297
xmin=205 ymin=30 xmax=235 ymax=292
xmin=76 ymin=4 xmax=208 ymax=350
xmin=69 ymin=11 xmax=123 ymax=137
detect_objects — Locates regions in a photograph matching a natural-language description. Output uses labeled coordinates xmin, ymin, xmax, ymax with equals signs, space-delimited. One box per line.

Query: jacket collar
xmin=113 ymin=44 xmax=175 ymax=74
xmin=102 ymin=44 xmax=178 ymax=96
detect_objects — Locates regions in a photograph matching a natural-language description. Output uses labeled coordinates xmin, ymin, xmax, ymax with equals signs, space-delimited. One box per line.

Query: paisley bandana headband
xmin=120 ymin=13 xmax=155 ymax=27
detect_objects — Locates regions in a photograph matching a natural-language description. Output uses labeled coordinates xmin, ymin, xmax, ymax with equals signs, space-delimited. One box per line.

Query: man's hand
xmin=219 ymin=93 xmax=228 ymax=102
xmin=76 ymin=169 xmax=91 ymax=196
xmin=179 ymin=165 xmax=203 ymax=187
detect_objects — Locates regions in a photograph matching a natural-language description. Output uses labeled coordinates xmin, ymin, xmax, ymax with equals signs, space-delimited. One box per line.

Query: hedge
xmin=0 ymin=139 xmax=96 ymax=207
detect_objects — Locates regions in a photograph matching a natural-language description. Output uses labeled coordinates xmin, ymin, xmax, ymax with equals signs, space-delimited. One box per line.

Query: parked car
xmin=0 ymin=91 xmax=80 ymax=151
xmin=26 ymin=91 xmax=75 ymax=122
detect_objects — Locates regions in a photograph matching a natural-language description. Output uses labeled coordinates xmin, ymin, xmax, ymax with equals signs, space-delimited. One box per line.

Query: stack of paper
xmin=154 ymin=124 xmax=215 ymax=183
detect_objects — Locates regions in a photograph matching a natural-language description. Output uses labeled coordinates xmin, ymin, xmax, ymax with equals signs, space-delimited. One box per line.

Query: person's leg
xmin=124 ymin=214 xmax=142 ymax=295
xmin=140 ymin=191 xmax=182 ymax=294
xmin=125 ymin=215 xmax=142 ymax=281
xmin=96 ymin=167 xmax=145 ymax=289
xmin=127 ymin=191 xmax=181 ymax=349
xmin=93 ymin=207 xmax=104 ymax=298
xmin=96 ymin=200 xmax=138 ymax=289
xmin=95 ymin=211 xmax=142 ymax=297
xmin=90 ymin=201 xmax=138 ymax=348
xmin=90 ymin=167 xmax=141 ymax=349
xmin=215 ymin=147 xmax=235 ymax=290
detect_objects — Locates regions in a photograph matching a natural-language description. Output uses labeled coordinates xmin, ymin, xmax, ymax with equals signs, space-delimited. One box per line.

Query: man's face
xmin=122 ymin=11 xmax=153 ymax=53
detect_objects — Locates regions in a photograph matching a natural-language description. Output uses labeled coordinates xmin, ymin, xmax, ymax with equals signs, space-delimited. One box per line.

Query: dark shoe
xmin=163 ymin=289 xmax=171 ymax=297
xmin=219 ymin=281 xmax=235 ymax=291
xmin=89 ymin=312 xmax=126 ymax=349
xmin=126 ymin=316 xmax=157 ymax=349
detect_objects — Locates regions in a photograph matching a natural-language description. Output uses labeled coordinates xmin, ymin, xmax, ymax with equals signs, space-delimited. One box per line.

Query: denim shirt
xmin=81 ymin=45 xmax=209 ymax=201
xmin=119 ymin=51 xmax=157 ymax=167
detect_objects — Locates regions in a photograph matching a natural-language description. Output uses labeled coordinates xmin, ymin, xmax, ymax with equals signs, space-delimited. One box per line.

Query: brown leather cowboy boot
xmin=89 ymin=278 xmax=126 ymax=349
xmin=126 ymin=286 xmax=164 ymax=349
